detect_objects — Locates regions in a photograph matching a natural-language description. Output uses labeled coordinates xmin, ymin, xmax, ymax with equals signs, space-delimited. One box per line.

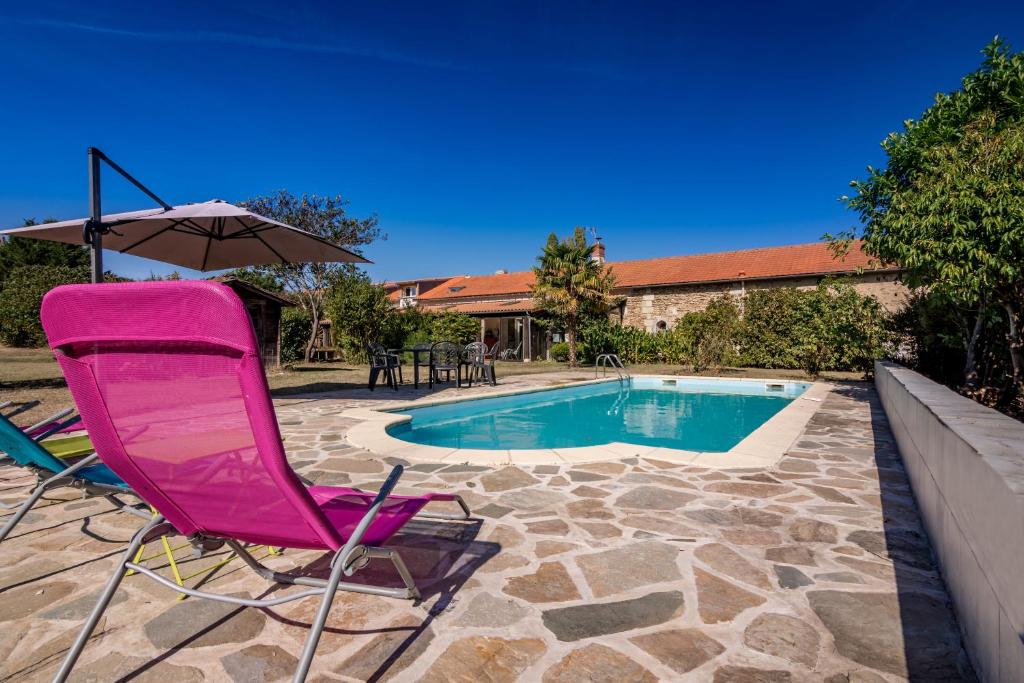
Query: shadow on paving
xmin=819 ymin=385 xmax=977 ymax=681
xmin=119 ymin=517 xmax=496 ymax=683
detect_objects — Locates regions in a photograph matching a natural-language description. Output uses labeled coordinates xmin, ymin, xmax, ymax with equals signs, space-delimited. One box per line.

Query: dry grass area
xmin=1 ymin=345 xmax=864 ymax=424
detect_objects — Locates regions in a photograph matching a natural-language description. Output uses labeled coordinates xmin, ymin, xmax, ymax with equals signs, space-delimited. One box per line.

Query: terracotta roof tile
xmin=414 ymin=241 xmax=884 ymax=300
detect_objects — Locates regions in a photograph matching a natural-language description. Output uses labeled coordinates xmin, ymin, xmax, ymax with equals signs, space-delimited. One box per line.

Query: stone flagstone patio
xmin=0 ymin=373 xmax=976 ymax=681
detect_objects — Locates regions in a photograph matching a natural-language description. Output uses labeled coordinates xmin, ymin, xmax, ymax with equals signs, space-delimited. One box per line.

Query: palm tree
xmin=531 ymin=227 xmax=615 ymax=367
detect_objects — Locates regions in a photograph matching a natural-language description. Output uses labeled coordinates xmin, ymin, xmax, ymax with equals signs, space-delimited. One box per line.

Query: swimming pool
xmin=386 ymin=377 xmax=810 ymax=452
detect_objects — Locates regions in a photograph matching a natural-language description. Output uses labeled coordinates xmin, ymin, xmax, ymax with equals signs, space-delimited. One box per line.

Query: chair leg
xmin=368 ymin=367 xmax=379 ymax=391
xmin=0 ymin=477 xmax=60 ymax=543
xmin=293 ymin=552 xmax=349 ymax=683
xmin=53 ymin=515 xmax=163 ymax=683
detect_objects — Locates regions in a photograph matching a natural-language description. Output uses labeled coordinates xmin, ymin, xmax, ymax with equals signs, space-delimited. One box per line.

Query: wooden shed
xmin=217 ymin=277 xmax=294 ymax=368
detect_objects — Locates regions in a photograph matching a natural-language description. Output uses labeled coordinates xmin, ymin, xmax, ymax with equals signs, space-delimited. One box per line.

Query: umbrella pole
xmin=88 ymin=147 xmax=103 ymax=284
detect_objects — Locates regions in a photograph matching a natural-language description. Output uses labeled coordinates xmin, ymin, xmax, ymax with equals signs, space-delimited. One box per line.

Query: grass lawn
xmin=1 ymin=345 xmax=864 ymax=424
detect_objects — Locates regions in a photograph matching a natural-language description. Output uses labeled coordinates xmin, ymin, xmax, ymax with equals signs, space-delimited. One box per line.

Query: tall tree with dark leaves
xmin=240 ymin=191 xmax=383 ymax=362
xmin=531 ymin=227 xmax=615 ymax=367
xmin=836 ymin=38 xmax=1024 ymax=404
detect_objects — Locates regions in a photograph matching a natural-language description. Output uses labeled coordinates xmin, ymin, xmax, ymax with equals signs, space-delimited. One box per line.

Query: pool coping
xmin=343 ymin=374 xmax=833 ymax=468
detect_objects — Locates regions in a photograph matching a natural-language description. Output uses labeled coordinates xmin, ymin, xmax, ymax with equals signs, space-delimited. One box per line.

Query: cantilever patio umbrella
xmin=1 ymin=199 xmax=371 ymax=272
xmin=0 ymin=148 xmax=370 ymax=281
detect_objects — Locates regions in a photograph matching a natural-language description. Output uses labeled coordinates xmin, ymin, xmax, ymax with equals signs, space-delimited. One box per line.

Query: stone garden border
xmin=344 ymin=375 xmax=832 ymax=467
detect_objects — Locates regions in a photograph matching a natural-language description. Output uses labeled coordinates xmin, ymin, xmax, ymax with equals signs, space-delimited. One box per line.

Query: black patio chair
xmin=367 ymin=343 xmax=401 ymax=391
xmin=464 ymin=342 xmax=496 ymax=387
xmin=430 ymin=341 xmax=462 ymax=389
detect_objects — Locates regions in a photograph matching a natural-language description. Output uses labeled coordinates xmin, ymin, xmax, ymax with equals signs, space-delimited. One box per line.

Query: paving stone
xmin=144 ymin=594 xmax=266 ymax=649
xmin=765 ymin=546 xmax=817 ymax=566
xmin=789 ymin=518 xmax=838 ymax=543
xmin=475 ymin=503 xmax=514 ymax=519
xmin=533 ymin=465 xmax=561 ymax=474
xmin=503 ymin=562 xmax=581 ymax=603
xmin=526 ymin=518 xmax=571 ymax=535
xmin=622 ymin=472 xmax=697 ymax=489
xmin=777 ymin=458 xmax=820 ymax=473
xmin=541 ymin=643 xmax=657 ymax=683
xmin=570 ymin=484 xmax=610 ymax=498
xmin=743 ymin=613 xmax=820 ymax=666
xmin=824 ymin=670 xmax=890 ymax=683
xmin=319 ymin=458 xmax=384 ymax=473
xmin=567 ymin=470 xmax=610 ymax=482
xmin=621 ymin=515 xmax=702 ymax=538
xmin=40 ymin=588 xmax=128 ymax=621
xmin=67 ymin=653 xmax=205 ymax=682
xmin=703 ymin=482 xmax=794 ymax=498
xmin=497 ymin=487 xmax=565 ymax=510
xmin=694 ymin=568 xmax=765 ymax=623
xmin=334 ymin=614 xmax=435 ymax=681
xmin=630 ymin=628 xmax=725 ymax=674
xmin=737 ymin=507 xmax=783 ymax=527
xmin=535 ymin=540 xmax=578 ymax=558
xmin=684 ymin=508 xmax=742 ymax=526
xmin=835 ymin=556 xmax=895 ymax=580
xmin=576 ymin=462 xmax=627 ymax=474
xmin=808 ymin=590 xmax=967 ymax=678
xmin=799 ymin=483 xmax=857 ymax=504
xmin=614 ymin=485 xmax=696 ymax=510
xmin=577 ymin=521 xmax=622 ymax=538
xmin=454 ymin=593 xmax=531 ymax=628
xmin=221 ymin=644 xmax=297 ymax=682
xmin=421 ymin=636 xmax=546 ymax=683
xmin=542 ymin=591 xmax=686 ymax=641
xmin=814 ymin=571 xmax=864 ymax=584
xmin=485 ymin=524 xmax=526 ymax=550
xmin=721 ymin=528 xmax=783 ymax=546
xmin=576 ymin=541 xmax=682 ymax=598
xmin=1 ymin=581 xmax=77 ymax=622
xmin=713 ymin=665 xmax=793 ymax=682
xmin=694 ymin=543 xmax=770 ymax=590
xmin=480 ymin=466 xmax=540 ymax=492
xmin=406 ymin=463 xmax=446 ymax=473
xmin=566 ymin=498 xmax=614 ymax=519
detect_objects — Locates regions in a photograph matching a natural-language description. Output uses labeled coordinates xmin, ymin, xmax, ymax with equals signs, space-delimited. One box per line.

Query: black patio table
xmin=389 ymin=347 xmax=433 ymax=389
xmin=390 ymin=346 xmax=469 ymax=389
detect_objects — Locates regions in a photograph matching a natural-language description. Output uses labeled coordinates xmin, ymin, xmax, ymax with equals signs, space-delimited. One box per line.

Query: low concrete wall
xmin=875 ymin=361 xmax=1024 ymax=682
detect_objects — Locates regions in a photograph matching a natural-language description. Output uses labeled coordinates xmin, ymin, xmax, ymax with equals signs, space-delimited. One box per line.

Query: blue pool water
xmin=387 ymin=377 xmax=809 ymax=452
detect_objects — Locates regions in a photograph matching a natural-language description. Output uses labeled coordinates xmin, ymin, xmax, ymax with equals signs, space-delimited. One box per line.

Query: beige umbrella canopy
xmin=1 ymin=199 xmax=370 ymax=272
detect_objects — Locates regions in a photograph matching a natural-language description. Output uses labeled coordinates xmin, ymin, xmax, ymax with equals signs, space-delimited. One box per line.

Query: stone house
xmin=383 ymin=240 xmax=906 ymax=358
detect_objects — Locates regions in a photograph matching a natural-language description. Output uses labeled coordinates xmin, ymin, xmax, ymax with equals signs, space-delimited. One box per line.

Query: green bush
xmin=430 ymin=312 xmax=479 ymax=345
xmin=740 ymin=288 xmax=806 ymax=368
xmin=550 ymin=342 xmax=570 ymax=361
xmin=577 ymin=283 xmax=888 ymax=375
xmin=280 ymin=306 xmax=311 ymax=364
xmin=0 ymin=265 xmax=90 ymax=347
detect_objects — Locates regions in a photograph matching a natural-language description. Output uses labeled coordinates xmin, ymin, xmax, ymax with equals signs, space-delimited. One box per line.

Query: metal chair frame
xmin=53 ymin=465 xmax=472 ymax=683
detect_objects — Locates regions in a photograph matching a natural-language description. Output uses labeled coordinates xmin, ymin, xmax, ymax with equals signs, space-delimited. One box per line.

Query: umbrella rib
xmin=200 ymin=222 xmax=215 ymax=271
xmin=117 ymin=218 xmax=198 ymax=253
xmin=248 ymin=222 xmax=289 ymax=264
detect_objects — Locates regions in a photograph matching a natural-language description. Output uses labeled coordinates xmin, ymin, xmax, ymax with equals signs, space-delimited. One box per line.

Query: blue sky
xmin=0 ymin=1 xmax=1020 ymax=281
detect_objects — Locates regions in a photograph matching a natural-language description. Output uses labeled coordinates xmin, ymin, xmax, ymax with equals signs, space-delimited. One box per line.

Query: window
xmin=403 ymin=286 xmax=416 ymax=297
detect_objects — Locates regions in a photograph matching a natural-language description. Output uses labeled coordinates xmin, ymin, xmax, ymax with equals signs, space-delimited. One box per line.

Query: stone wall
xmin=875 ymin=361 xmax=1024 ymax=682
xmin=618 ymin=271 xmax=907 ymax=331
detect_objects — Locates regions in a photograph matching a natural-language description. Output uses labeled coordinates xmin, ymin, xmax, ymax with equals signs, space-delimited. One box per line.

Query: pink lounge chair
xmin=41 ymin=281 xmax=471 ymax=683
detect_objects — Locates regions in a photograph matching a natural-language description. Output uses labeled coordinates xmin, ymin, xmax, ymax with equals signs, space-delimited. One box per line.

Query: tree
xmin=0 ymin=265 xmax=90 ymax=346
xmin=531 ymin=227 xmax=615 ymax=367
xmin=430 ymin=312 xmax=479 ymax=345
xmin=323 ymin=270 xmax=396 ymax=360
xmin=241 ymin=191 xmax=383 ymax=362
xmin=0 ymin=219 xmax=89 ymax=289
xmin=837 ymin=39 xmax=1024 ymax=399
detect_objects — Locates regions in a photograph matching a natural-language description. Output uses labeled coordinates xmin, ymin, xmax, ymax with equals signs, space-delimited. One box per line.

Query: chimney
xmin=592 ymin=237 xmax=606 ymax=264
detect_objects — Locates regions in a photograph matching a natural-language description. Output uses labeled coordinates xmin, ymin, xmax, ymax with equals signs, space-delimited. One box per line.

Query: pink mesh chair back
xmin=41 ymin=281 xmax=345 ymax=550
